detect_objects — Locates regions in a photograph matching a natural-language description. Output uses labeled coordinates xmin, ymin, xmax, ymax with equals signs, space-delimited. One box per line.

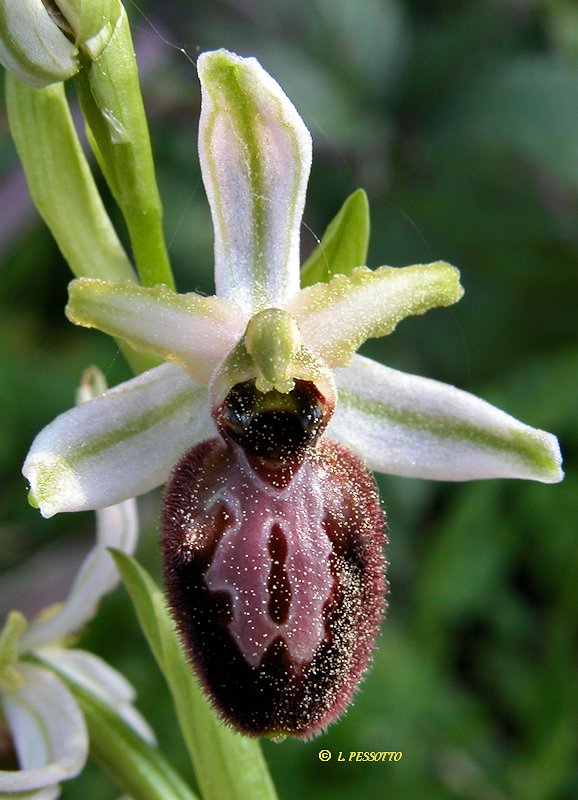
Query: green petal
xmin=289 ymin=261 xmax=464 ymax=366
xmin=66 ymin=279 xmax=245 ymax=384
xmin=300 ymin=189 xmax=370 ymax=287
xmin=330 ymin=355 xmax=564 ymax=483
xmin=198 ymin=49 xmax=311 ymax=315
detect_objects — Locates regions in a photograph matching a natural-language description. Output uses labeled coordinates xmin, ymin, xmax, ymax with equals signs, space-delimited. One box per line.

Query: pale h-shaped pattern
xmin=204 ymin=454 xmax=334 ymax=668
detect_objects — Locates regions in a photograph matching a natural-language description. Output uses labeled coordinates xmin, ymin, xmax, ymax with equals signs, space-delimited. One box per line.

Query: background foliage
xmin=1 ymin=1 xmax=576 ymax=798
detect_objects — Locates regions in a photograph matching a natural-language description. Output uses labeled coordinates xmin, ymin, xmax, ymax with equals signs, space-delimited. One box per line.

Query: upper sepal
xmin=198 ymin=49 xmax=312 ymax=315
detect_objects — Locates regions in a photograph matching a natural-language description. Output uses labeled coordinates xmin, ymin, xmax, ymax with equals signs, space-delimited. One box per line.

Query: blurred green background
xmin=1 ymin=0 xmax=577 ymax=798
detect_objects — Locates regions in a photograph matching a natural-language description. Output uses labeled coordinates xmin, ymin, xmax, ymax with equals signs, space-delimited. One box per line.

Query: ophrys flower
xmin=23 ymin=50 xmax=563 ymax=739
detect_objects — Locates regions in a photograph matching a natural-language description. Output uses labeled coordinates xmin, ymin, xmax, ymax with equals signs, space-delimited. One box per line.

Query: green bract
xmin=300 ymin=188 xmax=370 ymax=286
xmin=21 ymin=48 xmax=562 ymax=524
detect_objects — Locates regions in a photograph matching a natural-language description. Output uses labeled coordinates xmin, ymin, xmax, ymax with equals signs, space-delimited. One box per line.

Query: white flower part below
xmin=9 ymin=788 xmax=59 ymax=800
xmin=198 ymin=49 xmax=312 ymax=316
xmin=21 ymin=500 xmax=138 ymax=650
xmin=329 ymin=354 xmax=563 ymax=483
xmin=23 ymin=363 xmax=213 ymax=518
xmin=2 ymin=434 xmax=150 ymax=795
xmin=38 ymin=648 xmax=155 ymax=744
xmin=0 ymin=663 xmax=87 ymax=794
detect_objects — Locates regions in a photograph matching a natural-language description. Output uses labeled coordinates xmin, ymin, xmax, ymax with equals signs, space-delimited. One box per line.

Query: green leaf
xmin=40 ymin=656 xmax=198 ymax=800
xmin=300 ymin=188 xmax=370 ymax=287
xmin=5 ymin=75 xmax=136 ymax=283
xmin=111 ymin=551 xmax=279 ymax=800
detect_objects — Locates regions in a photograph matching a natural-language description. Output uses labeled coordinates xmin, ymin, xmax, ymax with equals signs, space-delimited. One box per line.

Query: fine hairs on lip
xmin=161 ymin=378 xmax=386 ymax=739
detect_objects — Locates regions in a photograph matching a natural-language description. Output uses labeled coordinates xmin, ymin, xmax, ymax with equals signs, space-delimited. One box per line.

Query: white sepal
xmin=23 ymin=364 xmax=214 ymax=517
xmin=4 ymin=787 xmax=60 ymax=799
xmin=330 ymin=354 xmax=564 ymax=483
xmin=198 ymin=49 xmax=312 ymax=316
xmin=0 ymin=663 xmax=87 ymax=791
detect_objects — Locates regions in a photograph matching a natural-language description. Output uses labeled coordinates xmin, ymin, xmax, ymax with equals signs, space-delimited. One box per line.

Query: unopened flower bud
xmin=0 ymin=0 xmax=120 ymax=87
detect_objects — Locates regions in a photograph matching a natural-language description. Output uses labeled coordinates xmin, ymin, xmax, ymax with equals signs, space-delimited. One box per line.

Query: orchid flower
xmin=1 ymin=384 xmax=149 ymax=798
xmin=22 ymin=50 xmax=562 ymax=739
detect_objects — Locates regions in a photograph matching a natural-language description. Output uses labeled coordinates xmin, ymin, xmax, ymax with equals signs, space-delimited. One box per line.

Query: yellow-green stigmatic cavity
xmin=245 ymin=309 xmax=302 ymax=393
xmin=210 ymin=310 xmax=336 ymax=413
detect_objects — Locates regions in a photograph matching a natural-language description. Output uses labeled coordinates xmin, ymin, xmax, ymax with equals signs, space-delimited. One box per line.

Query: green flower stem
xmin=34 ymin=655 xmax=199 ymax=800
xmin=5 ymin=75 xmax=136 ymax=283
xmin=73 ymin=7 xmax=174 ymax=289
xmin=112 ymin=551 xmax=279 ymax=800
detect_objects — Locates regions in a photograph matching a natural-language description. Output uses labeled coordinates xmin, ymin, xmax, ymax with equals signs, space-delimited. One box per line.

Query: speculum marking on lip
xmin=267 ymin=523 xmax=291 ymax=626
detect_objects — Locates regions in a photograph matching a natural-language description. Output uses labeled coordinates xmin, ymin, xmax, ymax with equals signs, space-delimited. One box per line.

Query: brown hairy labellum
xmin=161 ymin=380 xmax=386 ymax=738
